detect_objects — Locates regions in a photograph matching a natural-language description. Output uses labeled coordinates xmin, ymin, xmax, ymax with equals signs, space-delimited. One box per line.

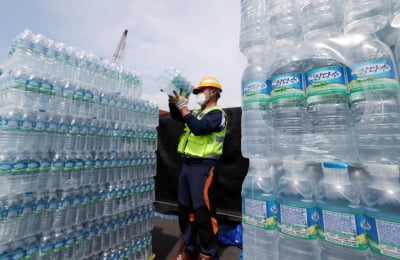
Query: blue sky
xmin=0 ymin=0 xmax=246 ymax=110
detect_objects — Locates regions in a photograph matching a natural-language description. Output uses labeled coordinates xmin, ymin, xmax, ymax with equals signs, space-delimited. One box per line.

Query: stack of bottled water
xmin=316 ymin=162 xmax=370 ymax=259
xmin=0 ymin=29 xmax=158 ymax=259
xmin=241 ymin=158 xmax=280 ymax=259
xmin=301 ymin=0 xmax=358 ymax=162
xmin=268 ymin=0 xmax=309 ymax=160
xmin=240 ymin=0 xmax=400 ymax=259
xmin=156 ymin=66 xmax=194 ymax=97
xmin=239 ymin=0 xmax=272 ymax=158
xmin=277 ymin=160 xmax=321 ymax=260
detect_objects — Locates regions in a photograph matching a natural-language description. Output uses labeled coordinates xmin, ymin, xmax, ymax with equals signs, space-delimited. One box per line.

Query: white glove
xmin=169 ymin=89 xmax=189 ymax=109
xmin=175 ymin=96 xmax=189 ymax=109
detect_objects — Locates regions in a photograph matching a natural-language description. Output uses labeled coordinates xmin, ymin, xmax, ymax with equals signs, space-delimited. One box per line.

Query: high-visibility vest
xmin=177 ymin=106 xmax=227 ymax=159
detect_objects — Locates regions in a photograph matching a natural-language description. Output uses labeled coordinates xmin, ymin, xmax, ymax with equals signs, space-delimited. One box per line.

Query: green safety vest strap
xmin=177 ymin=106 xmax=227 ymax=159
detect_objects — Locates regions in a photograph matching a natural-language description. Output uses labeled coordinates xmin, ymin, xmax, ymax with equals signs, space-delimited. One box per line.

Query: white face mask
xmin=196 ymin=93 xmax=207 ymax=106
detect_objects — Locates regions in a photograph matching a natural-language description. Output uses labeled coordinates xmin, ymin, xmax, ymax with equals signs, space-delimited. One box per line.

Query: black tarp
xmin=155 ymin=107 xmax=249 ymax=219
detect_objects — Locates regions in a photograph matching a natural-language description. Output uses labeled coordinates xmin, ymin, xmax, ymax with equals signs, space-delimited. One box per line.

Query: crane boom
xmin=111 ymin=29 xmax=128 ymax=66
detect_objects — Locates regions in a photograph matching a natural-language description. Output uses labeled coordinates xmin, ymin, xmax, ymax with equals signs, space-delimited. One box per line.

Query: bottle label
xmin=40 ymin=81 xmax=54 ymax=95
xmin=305 ymin=66 xmax=347 ymax=97
xmin=365 ymin=215 xmax=400 ymax=259
xmin=270 ymin=72 xmax=304 ymax=101
xmin=65 ymin=237 xmax=76 ymax=248
xmin=14 ymin=76 xmax=28 ymax=89
xmin=73 ymin=89 xmax=84 ymax=101
xmin=40 ymin=161 xmax=51 ymax=172
xmin=83 ymin=91 xmax=93 ymax=102
xmin=318 ymin=208 xmax=368 ymax=250
xmin=35 ymin=121 xmax=46 ymax=131
xmin=346 ymin=59 xmax=398 ymax=94
xmin=26 ymin=161 xmax=40 ymax=173
xmin=0 ymin=163 xmax=13 ymax=175
xmin=64 ymin=160 xmax=76 ymax=171
xmin=13 ymin=161 xmax=27 ymax=174
xmin=53 ymin=241 xmax=65 ymax=252
xmin=25 ymin=247 xmax=38 ymax=258
xmin=27 ymin=78 xmax=41 ymax=93
xmin=242 ymin=79 xmax=270 ymax=111
xmin=10 ymin=249 xmax=26 ymax=259
xmin=75 ymin=160 xmax=84 ymax=170
xmin=40 ymin=244 xmax=53 ymax=255
xmin=58 ymin=123 xmax=69 ymax=133
xmin=48 ymin=122 xmax=57 ymax=132
xmin=242 ymin=198 xmax=278 ymax=230
xmin=69 ymin=125 xmax=80 ymax=134
xmin=277 ymin=204 xmax=319 ymax=239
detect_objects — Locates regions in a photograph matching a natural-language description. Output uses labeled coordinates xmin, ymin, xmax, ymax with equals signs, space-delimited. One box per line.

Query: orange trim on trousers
xmin=203 ymin=166 xmax=219 ymax=235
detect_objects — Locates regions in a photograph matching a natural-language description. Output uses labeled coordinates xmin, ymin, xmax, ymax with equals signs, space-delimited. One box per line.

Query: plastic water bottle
xmin=268 ymin=0 xmax=302 ymax=49
xmin=6 ymin=29 xmax=34 ymax=70
xmin=241 ymin=47 xmax=272 ymax=158
xmin=277 ymin=160 xmax=321 ymax=260
xmin=156 ymin=67 xmax=194 ymax=97
xmin=39 ymin=231 xmax=54 ymax=260
xmin=346 ymin=34 xmax=400 ymax=163
xmin=363 ymin=163 xmax=400 ymax=260
xmin=344 ymin=0 xmax=392 ymax=33
xmin=300 ymin=0 xmax=345 ymax=42
xmin=316 ymin=162 xmax=370 ymax=259
xmin=270 ymin=47 xmax=307 ymax=159
xmin=239 ymin=0 xmax=269 ymax=55
xmin=22 ymin=235 xmax=40 ymax=260
xmin=303 ymin=46 xmax=357 ymax=162
xmin=241 ymin=158 xmax=280 ymax=259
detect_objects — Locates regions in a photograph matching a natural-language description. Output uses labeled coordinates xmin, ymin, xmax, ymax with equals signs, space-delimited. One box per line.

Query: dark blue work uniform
xmin=169 ymin=103 xmax=226 ymax=260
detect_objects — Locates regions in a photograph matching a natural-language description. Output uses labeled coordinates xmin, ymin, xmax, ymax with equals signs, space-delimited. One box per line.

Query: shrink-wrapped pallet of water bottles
xmin=240 ymin=0 xmax=400 ymax=259
xmin=0 ymin=29 xmax=158 ymax=260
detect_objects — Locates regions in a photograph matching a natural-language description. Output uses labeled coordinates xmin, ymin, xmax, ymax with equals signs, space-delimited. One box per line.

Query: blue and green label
xmin=242 ymin=79 xmax=270 ymax=110
xmin=277 ymin=204 xmax=319 ymax=239
xmin=346 ymin=59 xmax=399 ymax=95
xmin=318 ymin=208 xmax=368 ymax=250
xmin=305 ymin=66 xmax=347 ymax=98
xmin=365 ymin=215 xmax=400 ymax=259
xmin=243 ymin=198 xmax=278 ymax=230
xmin=270 ymin=72 xmax=304 ymax=101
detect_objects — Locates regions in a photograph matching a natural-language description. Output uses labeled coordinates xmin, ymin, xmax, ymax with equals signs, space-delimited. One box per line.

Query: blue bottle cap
xmin=323 ymin=162 xmax=348 ymax=169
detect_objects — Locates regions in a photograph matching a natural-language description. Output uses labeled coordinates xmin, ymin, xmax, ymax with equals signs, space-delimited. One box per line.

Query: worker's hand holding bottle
xmin=169 ymin=89 xmax=190 ymax=109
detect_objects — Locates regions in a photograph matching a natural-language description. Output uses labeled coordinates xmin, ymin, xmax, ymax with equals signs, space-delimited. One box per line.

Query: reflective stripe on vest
xmin=177 ymin=106 xmax=227 ymax=159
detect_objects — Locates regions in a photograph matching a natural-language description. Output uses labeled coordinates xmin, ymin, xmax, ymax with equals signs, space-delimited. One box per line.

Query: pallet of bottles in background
xmin=0 ymin=29 xmax=158 ymax=260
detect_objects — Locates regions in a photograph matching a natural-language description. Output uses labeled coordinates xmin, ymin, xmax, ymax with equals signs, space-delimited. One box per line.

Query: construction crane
xmin=111 ymin=29 xmax=128 ymax=66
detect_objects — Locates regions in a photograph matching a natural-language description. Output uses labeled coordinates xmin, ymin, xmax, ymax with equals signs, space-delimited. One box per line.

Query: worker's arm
xmin=183 ymin=109 xmax=225 ymax=136
xmin=168 ymin=102 xmax=185 ymax=123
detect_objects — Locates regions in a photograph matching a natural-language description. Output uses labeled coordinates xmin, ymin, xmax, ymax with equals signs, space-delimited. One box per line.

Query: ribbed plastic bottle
xmin=239 ymin=0 xmax=268 ymax=55
xmin=316 ymin=162 xmax=370 ymax=259
xmin=270 ymin=47 xmax=307 ymax=160
xmin=268 ymin=0 xmax=303 ymax=49
xmin=241 ymin=158 xmax=280 ymax=259
xmin=346 ymin=34 xmax=400 ymax=164
xmin=277 ymin=160 xmax=321 ymax=260
xmin=241 ymin=48 xmax=272 ymax=158
xmin=303 ymin=49 xmax=357 ymax=162
xmin=363 ymin=163 xmax=400 ymax=260
xmin=344 ymin=0 xmax=392 ymax=33
xmin=300 ymin=0 xmax=345 ymax=42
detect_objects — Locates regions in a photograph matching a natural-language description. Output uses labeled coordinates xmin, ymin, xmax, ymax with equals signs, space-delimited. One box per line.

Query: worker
xmin=167 ymin=76 xmax=227 ymax=260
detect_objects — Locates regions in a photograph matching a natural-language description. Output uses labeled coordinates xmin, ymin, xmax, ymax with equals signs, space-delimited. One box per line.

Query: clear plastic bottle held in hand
xmin=156 ymin=66 xmax=194 ymax=97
